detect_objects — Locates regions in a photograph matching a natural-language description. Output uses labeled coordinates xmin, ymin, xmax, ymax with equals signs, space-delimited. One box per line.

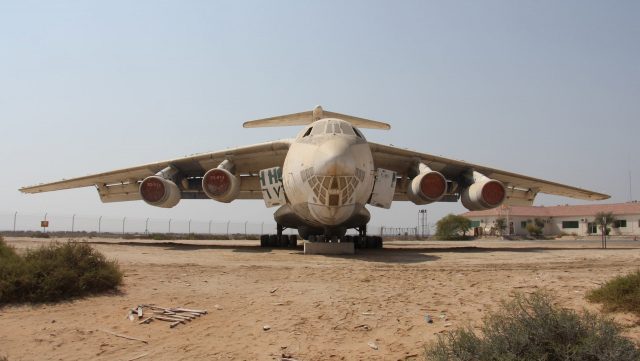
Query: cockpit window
xmin=303 ymin=127 xmax=313 ymax=137
xmin=311 ymin=122 xmax=326 ymax=135
xmin=340 ymin=123 xmax=355 ymax=135
xmin=352 ymin=127 xmax=364 ymax=139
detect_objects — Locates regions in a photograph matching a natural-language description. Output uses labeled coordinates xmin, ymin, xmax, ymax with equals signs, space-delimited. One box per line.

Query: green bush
xmin=436 ymin=214 xmax=473 ymax=240
xmin=425 ymin=291 xmax=640 ymax=361
xmin=0 ymin=241 xmax=123 ymax=303
xmin=588 ymin=270 xmax=640 ymax=316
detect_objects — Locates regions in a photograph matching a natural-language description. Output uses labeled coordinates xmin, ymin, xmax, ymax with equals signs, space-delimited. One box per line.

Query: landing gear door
xmin=259 ymin=167 xmax=286 ymax=208
xmin=368 ymin=168 xmax=396 ymax=209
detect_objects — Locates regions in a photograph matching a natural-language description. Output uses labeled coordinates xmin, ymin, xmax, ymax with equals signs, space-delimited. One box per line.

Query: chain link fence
xmin=0 ymin=211 xmax=432 ymax=240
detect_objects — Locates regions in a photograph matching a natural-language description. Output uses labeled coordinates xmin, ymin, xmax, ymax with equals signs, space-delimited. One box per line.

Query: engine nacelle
xmin=202 ymin=168 xmax=240 ymax=203
xmin=461 ymin=178 xmax=506 ymax=211
xmin=407 ymin=171 xmax=447 ymax=205
xmin=139 ymin=176 xmax=181 ymax=208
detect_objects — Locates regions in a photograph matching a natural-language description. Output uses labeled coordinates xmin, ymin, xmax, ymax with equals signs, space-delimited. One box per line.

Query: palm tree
xmin=593 ymin=211 xmax=616 ymax=248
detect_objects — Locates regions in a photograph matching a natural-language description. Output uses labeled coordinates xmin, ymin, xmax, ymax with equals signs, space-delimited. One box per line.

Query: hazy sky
xmin=1 ymin=1 xmax=638 ymax=232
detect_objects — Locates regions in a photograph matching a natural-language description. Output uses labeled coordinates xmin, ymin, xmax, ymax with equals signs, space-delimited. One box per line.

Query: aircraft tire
xmin=288 ymin=235 xmax=297 ymax=247
xmin=260 ymin=235 xmax=268 ymax=247
xmin=268 ymin=235 xmax=278 ymax=247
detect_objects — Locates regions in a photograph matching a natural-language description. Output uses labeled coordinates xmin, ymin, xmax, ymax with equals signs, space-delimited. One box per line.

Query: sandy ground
xmin=1 ymin=237 xmax=639 ymax=361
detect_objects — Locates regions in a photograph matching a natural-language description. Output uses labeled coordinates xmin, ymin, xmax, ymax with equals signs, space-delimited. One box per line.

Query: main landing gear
xmin=260 ymin=224 xmax=298 ymax=248
xmin=306 ymin=225 xmax=383 ymax=249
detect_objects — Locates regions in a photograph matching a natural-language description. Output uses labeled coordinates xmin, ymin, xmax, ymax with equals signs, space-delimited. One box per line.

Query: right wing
xmin=368 ymin=142 xmax=609 ymax=205
xmin=20 ymin=140 xmax=292 ymax=202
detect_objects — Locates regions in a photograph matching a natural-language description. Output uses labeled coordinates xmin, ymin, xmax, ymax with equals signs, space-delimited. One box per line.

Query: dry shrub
xmin=425 ymin=291 xmax=640 ymax=361
xmin=588 ymin=270 xmax=640 ymax=316
xmin=0 ymin=240 xmax=122 ymax=303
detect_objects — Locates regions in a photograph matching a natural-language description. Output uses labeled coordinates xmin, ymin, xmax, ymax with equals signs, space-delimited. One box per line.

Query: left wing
xmin=20 ymin=140 xmax=292 ymax=202
xmin=368 ymin=142 xmax=609 ymax=205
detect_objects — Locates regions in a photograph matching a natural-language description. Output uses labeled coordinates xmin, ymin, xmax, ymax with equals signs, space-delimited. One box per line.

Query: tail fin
xmin=243 ymin=105 xmax=391 ymax=130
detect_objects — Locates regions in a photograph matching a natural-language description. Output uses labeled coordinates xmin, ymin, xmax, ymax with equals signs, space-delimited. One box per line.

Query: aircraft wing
xmin=368 ymin=142 xmax=609 ymax=205
xmin=20 ymin=140 xmax=292 ymax=202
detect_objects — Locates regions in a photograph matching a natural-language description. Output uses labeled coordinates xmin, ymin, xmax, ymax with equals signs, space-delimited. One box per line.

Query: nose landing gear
xmin=260 ymin=224 xmax=298 ymax=248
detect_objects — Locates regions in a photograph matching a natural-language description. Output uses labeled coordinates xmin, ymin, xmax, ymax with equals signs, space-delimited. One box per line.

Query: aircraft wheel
xmin=288 ymin=235 xmax=298 ymax=248
xmin=374 ymin=236 xmax=383 ymax=249
xmin=366 ymin=236 xmax=376 ymax=249
xmin=277 ymin=235 xmax=287 ymax=247
xmin=268 ymin=235 xmax=278 ymax=247
xmin=260 ymin=235 xmax=268 ymax=247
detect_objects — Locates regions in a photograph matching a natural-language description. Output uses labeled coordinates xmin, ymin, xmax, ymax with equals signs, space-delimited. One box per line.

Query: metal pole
xmin=168 ymin=219 xmax=172 ymax=233
xmin=72 ymin=214 xmax=75 ymax=233
xmin=208 ymin=220 xmax=212 ymax=235
xmin=244 ymin=221 xmax=248 ymax=239
xmin=145 ymin=218 xmax=149 ymax=234
xmin=13 ymin=211 xmax=17 ymax=232
xmin=43 ymin=212 xmax=48 ymax=233
xmin=188 ymin=219 xmax=192 ymax=234
xmin=226 ymin=220 xmax=230 ymax=238
xmin=122 ymin=217 xmax=126 ymax=235
xmin=261 ymin=222 xmax=264 ymax=235
xmin=98 ymin=216 xmax=102 ymax=234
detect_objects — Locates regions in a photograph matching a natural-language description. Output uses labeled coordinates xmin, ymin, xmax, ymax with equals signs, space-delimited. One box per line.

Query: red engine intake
xmin=139 ymin=176 xmax=181 ymax=208
xmin=202 ymin=168 xmax=240 ymax=203
xmin=461 ymin=179 xmax=506 ymax=211
xmin=407 ymin=171 xmax=447 ymax=205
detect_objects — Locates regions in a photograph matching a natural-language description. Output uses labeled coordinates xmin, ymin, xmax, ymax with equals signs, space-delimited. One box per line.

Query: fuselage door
xmin=368 ymin=168 xmax=396 ymax=209
xmin=259 ymin=167 xmax=287 ymax=208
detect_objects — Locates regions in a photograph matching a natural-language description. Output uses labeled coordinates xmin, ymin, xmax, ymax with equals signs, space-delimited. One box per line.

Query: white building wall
xmin=465 ymin=214 xmax=640 ymax=237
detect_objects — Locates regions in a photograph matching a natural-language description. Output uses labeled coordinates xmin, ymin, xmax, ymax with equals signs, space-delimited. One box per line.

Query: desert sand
xmin=1 ymin=237 xmax=639 ymax=361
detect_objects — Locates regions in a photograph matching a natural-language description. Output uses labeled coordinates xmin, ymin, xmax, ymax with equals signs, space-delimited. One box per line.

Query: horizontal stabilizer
xmin=243 ymin=106 xmax=391 ymax=130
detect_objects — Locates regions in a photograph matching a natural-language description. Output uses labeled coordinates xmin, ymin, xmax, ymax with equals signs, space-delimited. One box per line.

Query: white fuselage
xmin=282 ymin=118 xmax=375 ymax=229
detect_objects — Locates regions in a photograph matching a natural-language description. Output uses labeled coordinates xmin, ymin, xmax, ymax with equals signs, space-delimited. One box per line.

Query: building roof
xmin=462 ymin=202 xmax=640 ymax=219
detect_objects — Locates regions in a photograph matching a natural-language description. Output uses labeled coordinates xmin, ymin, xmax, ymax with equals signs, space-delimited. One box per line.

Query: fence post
xmin=13 ymin=211 xmax=17 ymax=232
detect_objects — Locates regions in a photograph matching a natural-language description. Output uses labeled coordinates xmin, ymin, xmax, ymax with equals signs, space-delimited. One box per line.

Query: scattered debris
xmin=361 ymin=312 xmax=375 ymax=316
xmin=424 ymin=314 xmax=433 ymax=324
xmin=100 ymin=329 xmax=148 ymax=344
xmin=128 ymin=304 xmax=208 ymax=329
xmin=263 ymin=325 xmax=272 ymax=331
xmin=214 ymin=304 xmax=223 ymax=310
xmin=444 ymin=322 xmax=453 ymax=327
xmin=368 ymin=341 xmax=379 ymax=350
xmin=126 ymin=353 xmax=149 ymax=361
xmin=354 ymin=324 xmax=371 ymax=331
xmin=270 ymin=287 xmax=279 ymax=293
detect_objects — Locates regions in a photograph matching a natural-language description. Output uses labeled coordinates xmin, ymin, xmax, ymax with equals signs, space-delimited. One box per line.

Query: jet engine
xmin=460 ymin=172 xmax=506 ymax=211
xmin=139 ymin=176 xmax=181 ymax=208
xmin=407 ymin=170 xmax=447 ymax=205
xmin=202 ymin=168 xmax=240 ymax=203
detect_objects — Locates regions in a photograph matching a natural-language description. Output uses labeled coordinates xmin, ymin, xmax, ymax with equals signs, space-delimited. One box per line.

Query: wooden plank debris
xmin=101 ymin=329 xmax=148 ymax=344
xmin=132 ymin=304 xmax=208 ymax=328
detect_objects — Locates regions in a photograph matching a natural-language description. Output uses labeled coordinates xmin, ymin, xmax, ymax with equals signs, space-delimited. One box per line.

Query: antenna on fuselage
xmin=243 ymin=105 xmax=391 ymax=130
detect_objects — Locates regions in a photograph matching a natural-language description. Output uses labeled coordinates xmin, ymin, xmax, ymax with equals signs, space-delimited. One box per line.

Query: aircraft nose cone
xmin=313 ymin=137 xmax=356 ymax=176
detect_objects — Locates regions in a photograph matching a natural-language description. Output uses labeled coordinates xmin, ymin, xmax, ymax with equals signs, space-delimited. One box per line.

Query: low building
xmin=461 ymin=202 xmax=640 ymax=237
